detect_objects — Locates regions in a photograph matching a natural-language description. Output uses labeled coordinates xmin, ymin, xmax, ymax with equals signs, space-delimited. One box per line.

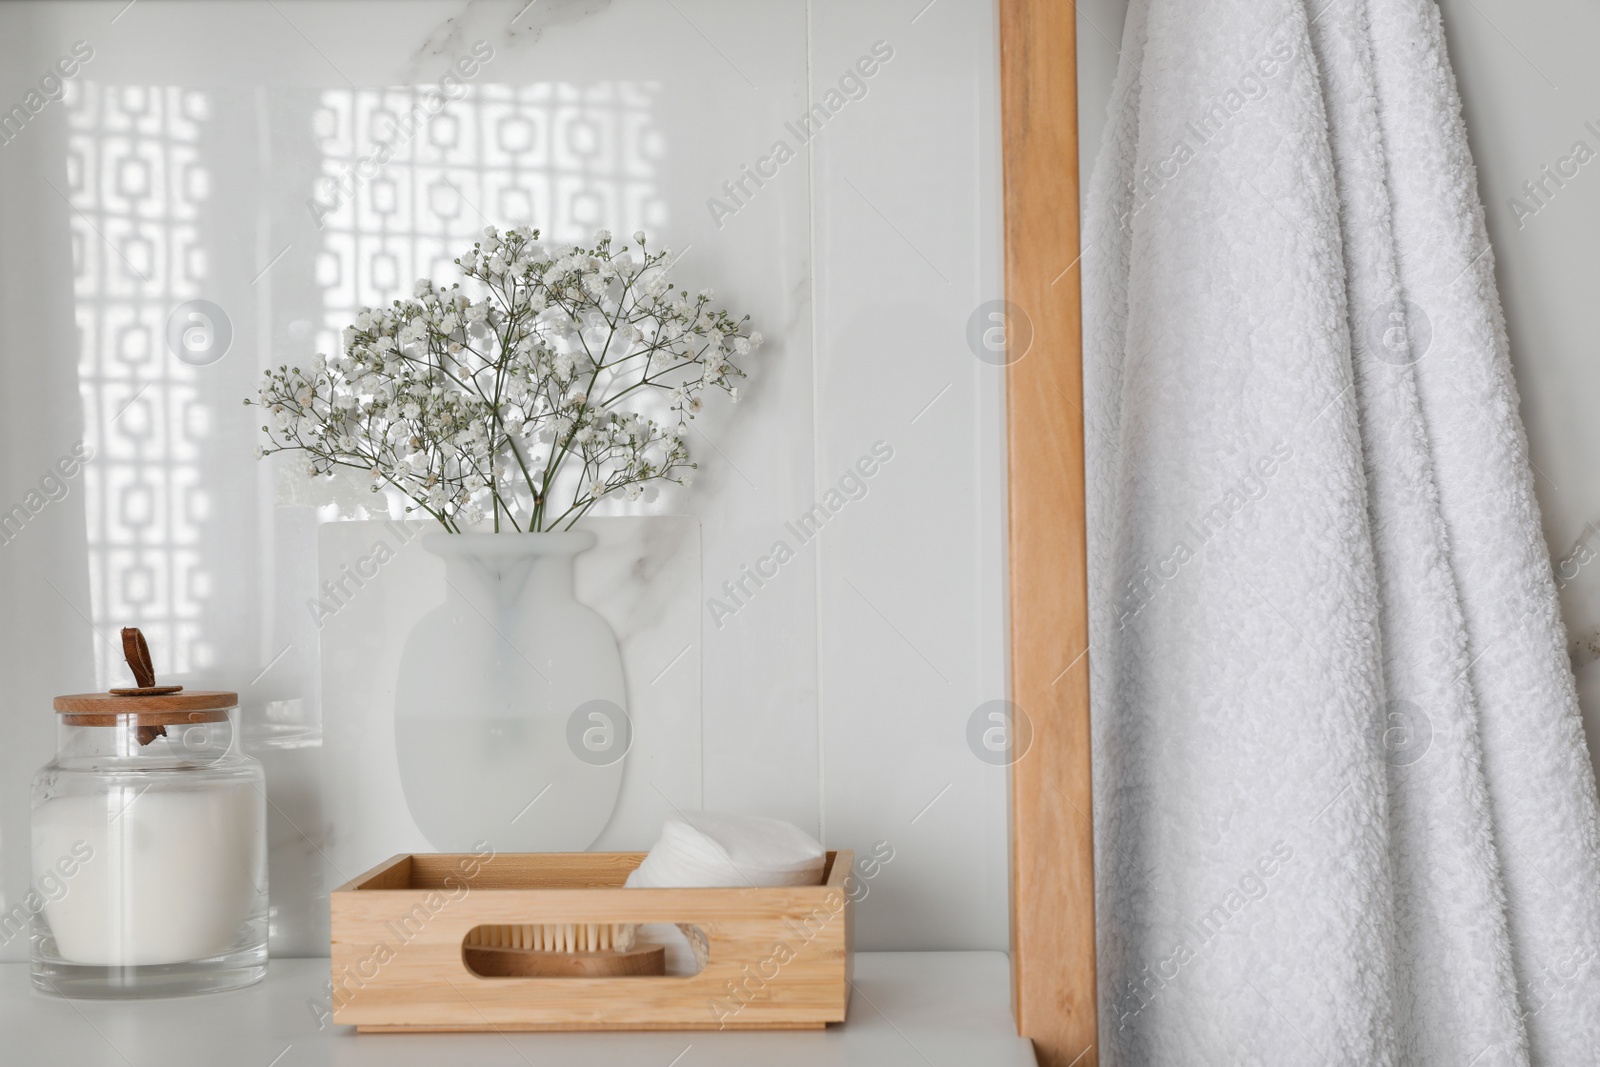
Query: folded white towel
xmin=626 ymin=811 xmax=826 ymax=889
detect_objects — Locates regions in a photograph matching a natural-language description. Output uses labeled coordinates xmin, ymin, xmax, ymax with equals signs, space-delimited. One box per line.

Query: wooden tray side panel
xmin=407 ymin=851 xmax=648 ymax=888
xmin=329 ymin=851 xmax=853 ymax=1032
xmin=337 ymin=853 xmax=413 ymax=893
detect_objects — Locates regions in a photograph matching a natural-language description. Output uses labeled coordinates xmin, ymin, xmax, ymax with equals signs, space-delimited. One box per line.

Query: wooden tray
xmin=329 ymin=850 xmax=855 ymax=1032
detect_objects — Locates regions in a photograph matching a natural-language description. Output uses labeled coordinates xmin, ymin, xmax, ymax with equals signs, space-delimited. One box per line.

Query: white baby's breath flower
xmin=251 ymin=228 xmax=757 ymax=532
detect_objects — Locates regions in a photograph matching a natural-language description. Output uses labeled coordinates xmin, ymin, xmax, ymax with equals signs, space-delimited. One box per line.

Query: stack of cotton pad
xmin=626 ymin=811 xmax=827 ymax=973
xmin=626 ymin=811 xmax=827 ymax=888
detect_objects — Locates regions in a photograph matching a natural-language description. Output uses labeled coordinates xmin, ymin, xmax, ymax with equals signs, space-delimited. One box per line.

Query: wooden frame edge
xmin=1000 ymin=1 xmax=1098 ymax=1065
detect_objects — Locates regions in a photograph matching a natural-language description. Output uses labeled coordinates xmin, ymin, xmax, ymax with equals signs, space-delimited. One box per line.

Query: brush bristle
xmin=465 ymin=923 xmax=637 ymax=953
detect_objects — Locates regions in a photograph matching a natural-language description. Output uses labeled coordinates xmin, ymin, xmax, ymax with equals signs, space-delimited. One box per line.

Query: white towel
xmin=1084 ymin=1 xmax=1600 ymax=1064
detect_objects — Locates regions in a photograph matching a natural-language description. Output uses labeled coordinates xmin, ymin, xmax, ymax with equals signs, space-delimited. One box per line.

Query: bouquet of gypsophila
xmin=249 ymin=227 xmax=762 ymax=532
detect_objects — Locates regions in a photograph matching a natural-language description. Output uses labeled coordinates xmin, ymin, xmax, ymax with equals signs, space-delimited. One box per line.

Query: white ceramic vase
xmin=393 ymin=529 xmax=628 ymax=852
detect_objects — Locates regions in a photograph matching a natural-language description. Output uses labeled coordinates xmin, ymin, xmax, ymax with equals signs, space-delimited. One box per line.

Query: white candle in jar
xmin=32 ymin=780 xmax=265 ymax=967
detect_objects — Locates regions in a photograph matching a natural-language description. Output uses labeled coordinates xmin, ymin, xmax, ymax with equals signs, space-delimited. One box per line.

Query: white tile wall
xmin=808 ymin=0 xmax=1008 ymax=950
xmin=0 ymin=0 xmax=1007 ymax=959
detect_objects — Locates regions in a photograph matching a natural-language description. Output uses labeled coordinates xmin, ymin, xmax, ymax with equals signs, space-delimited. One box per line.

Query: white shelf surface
xmin=0 ymin=951 xmax=1037 ymax=1066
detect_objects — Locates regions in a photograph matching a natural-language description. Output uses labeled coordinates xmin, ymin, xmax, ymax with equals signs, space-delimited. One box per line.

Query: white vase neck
xmin=423 ymin=531 xmax=595 ymax=608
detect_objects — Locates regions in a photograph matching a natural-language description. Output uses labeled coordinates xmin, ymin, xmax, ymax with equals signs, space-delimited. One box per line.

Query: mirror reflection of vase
xmin=394 ymin=529 xmax=627 ymax=852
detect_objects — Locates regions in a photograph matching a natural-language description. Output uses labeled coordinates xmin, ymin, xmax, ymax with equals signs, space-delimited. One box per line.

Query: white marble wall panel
xmin=807 ymin=1 xmax=1008 ymax=950
xmin=0 ymin=0 xmax=1007 ymax=959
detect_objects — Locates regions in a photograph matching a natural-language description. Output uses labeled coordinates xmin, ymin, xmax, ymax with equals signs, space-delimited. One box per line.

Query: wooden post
xmin=999 ymin=1 xmax=1098 ymax=1064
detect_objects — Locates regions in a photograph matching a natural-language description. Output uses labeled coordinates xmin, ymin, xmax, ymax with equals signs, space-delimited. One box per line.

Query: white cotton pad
xmin=626 ymin=811 xmax=826 ymax=888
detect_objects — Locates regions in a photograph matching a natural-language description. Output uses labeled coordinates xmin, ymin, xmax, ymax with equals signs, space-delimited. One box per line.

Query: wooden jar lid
xmin=53 ymin=627 xmax=237 ymax=731
xmin=54 ymin=690 xmax=237 ymax=726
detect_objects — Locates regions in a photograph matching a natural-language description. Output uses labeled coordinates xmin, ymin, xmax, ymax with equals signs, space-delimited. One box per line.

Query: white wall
xmin=1077 ymin=0 xmax=1600 ymax=785
xmin=1438 ymin=0 xmax=1600 ymax=787
xmin=1077 ymin=0 xmax=1129 ymax=189
xmin=0 ymin=0 xmax=1006 ymax=959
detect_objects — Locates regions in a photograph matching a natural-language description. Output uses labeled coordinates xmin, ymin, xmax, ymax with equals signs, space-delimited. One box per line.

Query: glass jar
xmin=31 ymin=689 xmax=268 ymax=998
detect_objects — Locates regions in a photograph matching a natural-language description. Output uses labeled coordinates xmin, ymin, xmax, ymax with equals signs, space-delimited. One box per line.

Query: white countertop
xmin=0 ymin=951 xmax=1037 ymax=1066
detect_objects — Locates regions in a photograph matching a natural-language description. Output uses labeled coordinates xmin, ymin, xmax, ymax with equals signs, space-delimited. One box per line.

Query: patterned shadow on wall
xmin=67 ymin=83 xmax=215 ymax=682
xmin=308 ymin=81 xmax=668 ymax=365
